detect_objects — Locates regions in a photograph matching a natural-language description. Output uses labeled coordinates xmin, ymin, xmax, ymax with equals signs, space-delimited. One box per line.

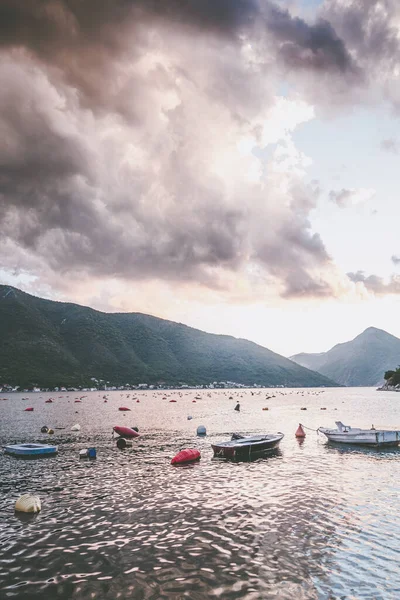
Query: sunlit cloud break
xmin=1 ymin=1 xmax=400 ymax=354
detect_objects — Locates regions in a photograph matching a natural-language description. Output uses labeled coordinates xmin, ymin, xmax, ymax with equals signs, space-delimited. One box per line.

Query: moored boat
xmin=4 ymin=443 xmax=58 ymax=457
xmin=319 ymin=421 xmax=400 ymax=447
xmin=212 ymin=433 xmax=284 ymax=459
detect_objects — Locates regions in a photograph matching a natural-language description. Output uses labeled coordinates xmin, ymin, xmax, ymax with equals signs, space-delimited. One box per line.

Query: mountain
xmin=0 ymin=285 xmax=338 ymax=389
xmin=290 ymin=327 xmax=400 ymax=387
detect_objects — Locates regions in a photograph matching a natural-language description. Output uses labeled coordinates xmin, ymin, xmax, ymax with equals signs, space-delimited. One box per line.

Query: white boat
xmin=319 ymin=421 xmax=400 ymax=447
xmin=4 ymin=443 xmax=58 ymax=457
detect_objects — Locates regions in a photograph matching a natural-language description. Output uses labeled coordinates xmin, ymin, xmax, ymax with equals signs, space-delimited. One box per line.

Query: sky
xmin=1 ymin=0 xmax=400 ymax=357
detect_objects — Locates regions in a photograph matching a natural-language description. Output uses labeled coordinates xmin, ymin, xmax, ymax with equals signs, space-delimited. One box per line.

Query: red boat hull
xmin=113 ymin=426 xmax=139 ymax=438
xmin=171 ymin=449 xmax=201 ymax=465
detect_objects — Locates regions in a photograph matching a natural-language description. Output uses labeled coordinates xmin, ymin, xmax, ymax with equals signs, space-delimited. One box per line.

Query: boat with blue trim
xmin=4 ymin=443 xmax=58 ymax=457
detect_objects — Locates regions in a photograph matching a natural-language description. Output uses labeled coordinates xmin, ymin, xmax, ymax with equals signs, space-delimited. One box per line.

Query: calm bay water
xmin=1 ymin=387 xmax=400 ymax=599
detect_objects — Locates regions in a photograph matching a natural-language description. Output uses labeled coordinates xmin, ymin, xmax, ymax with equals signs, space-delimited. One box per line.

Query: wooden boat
xmin=4 ymin=443 xmax=58 ymax=457
xmin=319 ymin=421 xmax=400 ymax=447
xmin=212 ymin=433 xmax=284 ymax=459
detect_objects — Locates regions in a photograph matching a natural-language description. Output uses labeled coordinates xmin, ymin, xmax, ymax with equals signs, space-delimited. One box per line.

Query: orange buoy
xmin=295 ymin=424 xmax=306 ymax=438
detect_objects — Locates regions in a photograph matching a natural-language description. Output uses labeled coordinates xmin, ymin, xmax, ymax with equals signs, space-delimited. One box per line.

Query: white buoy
xmin=15 ymin=494 xmax=41 ymax=513
xmin=71 ymin=424 xmax=81 ymax=431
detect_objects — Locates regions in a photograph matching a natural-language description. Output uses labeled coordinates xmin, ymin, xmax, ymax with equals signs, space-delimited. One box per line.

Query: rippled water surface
xmin=1 ymin=387 xmax=400 ymax=599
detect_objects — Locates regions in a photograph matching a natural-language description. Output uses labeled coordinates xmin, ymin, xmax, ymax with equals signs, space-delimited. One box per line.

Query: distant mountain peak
xmin=361 ymin=326 xmax=389 ymax=335
xmin=291 ymin=326 xmax=400 ymax=387
xmin=355 ymin=327 xmax=400 ymax=344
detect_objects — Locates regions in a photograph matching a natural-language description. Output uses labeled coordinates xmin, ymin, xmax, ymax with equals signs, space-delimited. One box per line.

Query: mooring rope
xmin=300 ymin=423 xmax=320 ymax=433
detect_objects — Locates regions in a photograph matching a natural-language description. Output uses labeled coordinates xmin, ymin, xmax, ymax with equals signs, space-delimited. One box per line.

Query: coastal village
xmin=0 ymin=380 xmax=286 ymax=394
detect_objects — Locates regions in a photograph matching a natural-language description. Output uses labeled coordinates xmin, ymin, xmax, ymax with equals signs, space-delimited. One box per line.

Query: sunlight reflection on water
xmin=1 ymin=387 xmax=400 ymax=599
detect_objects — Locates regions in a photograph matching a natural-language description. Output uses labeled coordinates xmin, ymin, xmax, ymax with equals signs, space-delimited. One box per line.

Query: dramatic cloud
xmin=0 ymin=0 xmax=393 ymax=304
xmin=329 ymin=187 xmax=375 ymax=208
xmin=322 ymin=0 xmax=400 ymax=109
xmin=1 ymin=0 xmax=358 ymax=299
xmin=348 ymin=271 xmax=400 ymax=295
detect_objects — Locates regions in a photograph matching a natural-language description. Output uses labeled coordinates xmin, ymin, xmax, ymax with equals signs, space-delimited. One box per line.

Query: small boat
xmin=4 ymin=443 xmax=58 ymax=457
xmin=113 ymin=426 xmax=139 ymax=438
xmin=319 ymin=421 xmax=400 ymax=447
xmin=118 ymin=406 xmax=131 ymax=411
xmin=24 ymin=407 xmax=34 ymax=412
xmin=212 ymin=433 xmax=284 ymax=459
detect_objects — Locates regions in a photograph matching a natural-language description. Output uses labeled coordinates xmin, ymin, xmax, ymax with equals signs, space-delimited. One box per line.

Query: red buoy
xmin=171 ymin=449 xmax=201 ymax=465
xmin=295 ymin=424 xmax=306 ymax=438
xmin=118 ymin=407 xmax=131 ymax=411
xmin=113 ymin=426 xmax=139 ymax=438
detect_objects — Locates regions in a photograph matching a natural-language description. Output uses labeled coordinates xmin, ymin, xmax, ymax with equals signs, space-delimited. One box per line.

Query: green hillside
xmin=0 ymin=285 xmax=338 ymax=389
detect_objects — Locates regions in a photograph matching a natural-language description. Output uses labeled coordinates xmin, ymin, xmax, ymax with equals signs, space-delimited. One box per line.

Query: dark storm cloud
xmin=0 ymin=0 xmax=368 ymax=298
xmin=264 ymin=4 xmax=358 ymax=74
xmin=348 ymin=271 xmax=400 ymax=295
xmin=0 ymin=1 xmax=359 ymax=79
xmin=322 ymin=0 xmax=400 ymax=108
xmin=322 ymin=0 xmax=400 ymax=62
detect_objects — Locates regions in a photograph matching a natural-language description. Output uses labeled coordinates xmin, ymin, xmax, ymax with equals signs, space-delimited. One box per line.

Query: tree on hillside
xmin=384 ymin=367 xmax=400 ymax=386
